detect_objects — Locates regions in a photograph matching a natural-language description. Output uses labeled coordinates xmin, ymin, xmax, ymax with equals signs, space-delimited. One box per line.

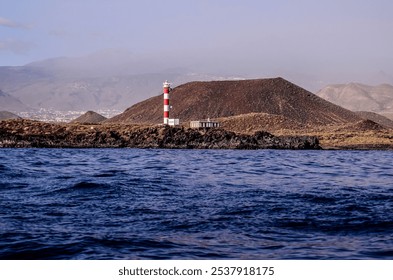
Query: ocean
xmin=0 ymin=148 xmax=392 ymax=259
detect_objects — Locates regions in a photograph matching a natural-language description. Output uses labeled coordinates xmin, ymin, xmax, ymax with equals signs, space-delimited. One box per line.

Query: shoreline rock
xmin=0 ymin=119 xmax=320 ymax=149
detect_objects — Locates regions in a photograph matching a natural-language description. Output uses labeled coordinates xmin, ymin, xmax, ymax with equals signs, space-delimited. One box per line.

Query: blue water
xmin=0 ymin=149 xmax=392 ymax=260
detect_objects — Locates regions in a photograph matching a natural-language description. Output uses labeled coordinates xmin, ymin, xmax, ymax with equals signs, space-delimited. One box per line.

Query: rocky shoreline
xmin=0 ymin=119 xmax=320 ymax=149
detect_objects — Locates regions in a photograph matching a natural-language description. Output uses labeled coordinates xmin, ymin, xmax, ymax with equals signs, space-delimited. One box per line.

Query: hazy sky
xmin=1 ymin=0 xmax=393 ymax=90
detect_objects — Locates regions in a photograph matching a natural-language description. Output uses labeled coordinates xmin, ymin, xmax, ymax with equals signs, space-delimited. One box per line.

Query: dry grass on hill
xmin=216 ymin=112 xmax=306 ymax=134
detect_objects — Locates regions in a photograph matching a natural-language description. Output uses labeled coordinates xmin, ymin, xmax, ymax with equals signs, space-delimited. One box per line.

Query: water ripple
xmin=0 ymin=149 xmax=392 ymax=259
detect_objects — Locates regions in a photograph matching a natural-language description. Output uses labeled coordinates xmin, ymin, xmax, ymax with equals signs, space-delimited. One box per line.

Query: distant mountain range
xmin=316 ymin=83 xmax=393 ymax=118
xmin=0 ymin=64 xmax=204 ymax=112
xmin=0 ymin=51 xmax=239 ymax=113
xmin=0 ymin=89 xmax=30 ymax=111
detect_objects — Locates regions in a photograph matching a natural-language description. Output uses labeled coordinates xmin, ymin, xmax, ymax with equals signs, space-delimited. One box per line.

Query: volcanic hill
xmin=356 ymin=111 xmax=393 ymax=129
xmin=108 ymin=78 xmax=361 ymax=126
xmin=71 ymin=111 xmax=107 ymax=124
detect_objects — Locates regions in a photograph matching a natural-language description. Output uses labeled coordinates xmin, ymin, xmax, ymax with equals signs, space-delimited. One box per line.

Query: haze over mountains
xmin=0 ymin=50 xmax=236 ymax=113
xmin=0 ymin=89 xmax=29 ymax=111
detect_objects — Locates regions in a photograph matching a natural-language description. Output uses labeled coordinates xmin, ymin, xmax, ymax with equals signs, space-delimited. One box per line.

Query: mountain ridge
xmin=316 ymin=82 xmax=393 ymax=114
xmin=0 ymin=89 xmax=30 ymax=111
xmin=0 ymin=54 xmax=241 ymax=112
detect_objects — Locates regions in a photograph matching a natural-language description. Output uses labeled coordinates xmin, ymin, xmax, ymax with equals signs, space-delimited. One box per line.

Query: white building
xmin=190 ymin=119 xmax=220 ymax=128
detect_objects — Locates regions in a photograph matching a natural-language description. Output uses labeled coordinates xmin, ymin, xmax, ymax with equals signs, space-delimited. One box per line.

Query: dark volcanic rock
xmin=0 ymin=119 xmax=320 ymax=149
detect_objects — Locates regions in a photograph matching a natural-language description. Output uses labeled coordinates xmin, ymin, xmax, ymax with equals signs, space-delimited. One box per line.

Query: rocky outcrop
xmin=123 ymin=127 xmax=320 ymax=149
xmin=0 ymin=119 xmax=320 ymax=149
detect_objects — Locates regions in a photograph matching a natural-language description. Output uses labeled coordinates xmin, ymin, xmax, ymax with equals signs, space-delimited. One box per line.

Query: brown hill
xmin=71 ymin=111 xmax=107 ymax=124
xmin=338 ymin=119 xmax=386 ymax=132
xmin=108 ymin=78 xmax=361 ymax=126
xmin=356 ymin=111 xmax=393 ymax=129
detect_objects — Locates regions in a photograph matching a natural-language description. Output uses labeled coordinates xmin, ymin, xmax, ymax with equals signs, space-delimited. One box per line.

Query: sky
xmin=1 ymin=0 xmax=393 ymax=90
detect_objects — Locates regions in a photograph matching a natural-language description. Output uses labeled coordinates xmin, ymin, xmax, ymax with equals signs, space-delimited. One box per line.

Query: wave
xmin=71 ymin=181 xmax=109 ymax=190
xmin=0 ymin=241 xmax=81 ymax=260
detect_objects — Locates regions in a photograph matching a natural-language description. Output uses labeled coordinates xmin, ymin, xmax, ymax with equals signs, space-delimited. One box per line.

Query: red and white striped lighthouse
xmin=163 ymin=80 xmax=170 ymax=125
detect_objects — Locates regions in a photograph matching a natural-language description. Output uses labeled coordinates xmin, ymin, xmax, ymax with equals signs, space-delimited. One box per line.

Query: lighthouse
xmin=162 ymin=81 xmax=179 ymax=126
xmin=163 ymin=80 xmax=170 ymax=125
